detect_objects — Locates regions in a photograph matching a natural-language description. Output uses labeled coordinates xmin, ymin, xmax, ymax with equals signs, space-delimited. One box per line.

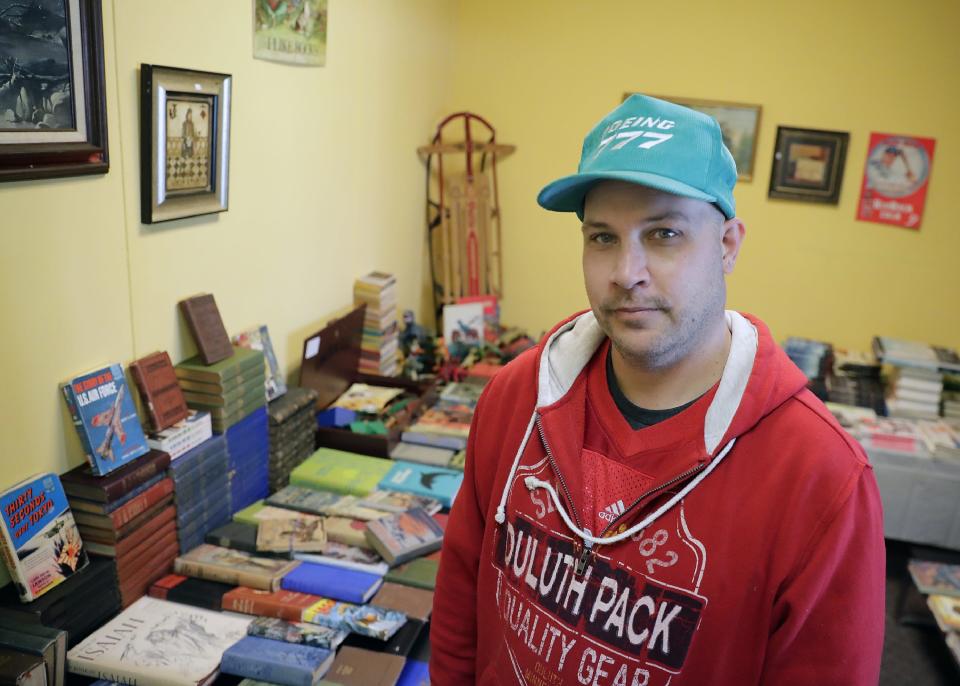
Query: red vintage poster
xmin=856 ymin=133 xmax=936 ymax=229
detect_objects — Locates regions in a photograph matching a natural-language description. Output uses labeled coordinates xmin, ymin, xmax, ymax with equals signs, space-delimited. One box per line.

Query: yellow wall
xmin=447 ymin=0 xmax=960 ymax=351
xmin=0 ymin=0 xmax=455 ymax=487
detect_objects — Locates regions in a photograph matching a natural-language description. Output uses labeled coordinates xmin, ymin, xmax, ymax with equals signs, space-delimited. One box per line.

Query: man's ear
xmin=720 ymin=218 xmax=746 ymax=274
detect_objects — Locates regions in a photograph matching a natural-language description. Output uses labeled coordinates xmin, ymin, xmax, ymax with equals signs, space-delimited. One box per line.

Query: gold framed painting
xmin=623 ymin=93 xmax=762 ymax=181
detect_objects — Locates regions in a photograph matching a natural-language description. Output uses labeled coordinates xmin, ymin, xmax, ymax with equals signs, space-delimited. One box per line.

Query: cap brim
xmin=537 ymin=171 xmax=719 ymax=219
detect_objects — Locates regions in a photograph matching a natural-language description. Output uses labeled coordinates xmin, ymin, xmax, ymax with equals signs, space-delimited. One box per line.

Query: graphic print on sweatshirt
xmin=490 ymin=456 xmax=709 ymax=686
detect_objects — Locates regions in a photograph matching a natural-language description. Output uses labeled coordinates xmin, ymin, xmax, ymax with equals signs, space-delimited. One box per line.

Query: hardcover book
xmin=323 ymin=518 xmax=371 ymax=550
xmin=280 ymin=562 xmax=382 ymax=604
xmin=289 ymin=450 xmax=394 ymax=497
xmin=60 ymin=450 xmax=170 ymax=504
xmin=364 ymin=508 xmax=443 ymax=566
xmin=204 ymin=520 xmax=260 ymax=554
xmin=398 ymin=429 xmax=466 ymax=452
xmin=61 ymin=365 xmax=150 ymax=475
xmin=247 ymin=617 xmax=346 ymax=649
xmin=377 ymin=461 xmax=463 ymax=509
xmin=383 ymin=557 xmax=438 ymax=591
xmin=174 ymin=347 xmax=264 ymax=384
xmin=301 ymin=598 xmax=406 ymax=640
xmin=342 ymin=617 xmax=425 ymax=657
xmin=293 ymin=544 xmax=388 ymax=577
xmin=233 ymin=325 xmax=287 ymax=402
xmin=0 ymin=647 xmax=46 ymax=686
xmin=0 ymin=625 xmax=59 ymax=686
xmin=388 ymin=441 xmax=455 ymax=467
xmin=396 ymin=659 xmax=430 ymax=686
xmin=266 ymin=486 xmax=383 ymax=522
xmin=330 ymin=384 xmax=404 ymax=415
xmin=220 ymin=635 xmax=333 ymax=686
xmin=173 ymin=544 xmax=300 ymax=592
xmin=369 ymin=582 xmax=433 ymax=621
xmin=0 ymin=474 xmax=88 ymax=602
xmin=221 ymin=588 xmax=321 ymax=622
xmin=178 ymin=294 xmax=234 ymax=366
xmin=70 ymin=478 xmax=174 ymax=531
xmin=257 ymin=515 xmax=327 ymax=553
xmin=66 ymin=596 xmax=250 ymax=686
xmin=148 ymin=574 xmax=234 ymax=611
xmin=908 ymin=560 xmax=960 ymax=598
xmin=326 ymin=646 xmax=404 ymax=686
xmin=357 ymin=490 xmax=442 ymax=516
xmin=129 ymin=351 xmax=189 ymax=432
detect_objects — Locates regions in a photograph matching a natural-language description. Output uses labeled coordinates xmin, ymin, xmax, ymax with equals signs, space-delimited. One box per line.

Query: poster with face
xmin=165 ymin=97 xmax=211 ymax=193
xmin=856 ymin=133 xmax=936 ymax=230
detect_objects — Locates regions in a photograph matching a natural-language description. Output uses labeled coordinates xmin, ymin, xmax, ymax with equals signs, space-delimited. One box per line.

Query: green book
xmin=384 ymin=557 xmax=438 ymax=591
xmin=233 ymin=500 xmax=267 ymax=526
xmin=289 ymin=449 xmax=393 ymax=497
xmin=175 ymin=346 xmax=265 ymax=383
xmin=178 ymin=370 xmax=266 ymax=397
xmin=184 ymin=379 xmax=266 ymax=411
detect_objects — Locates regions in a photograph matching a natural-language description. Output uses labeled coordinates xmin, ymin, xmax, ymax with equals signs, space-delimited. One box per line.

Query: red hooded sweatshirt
xmin=430 ymin=311 xmax=885 ymax=685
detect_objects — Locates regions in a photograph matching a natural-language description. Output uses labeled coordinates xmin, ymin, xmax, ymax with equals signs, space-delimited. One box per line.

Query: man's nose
xmin=612 ymin=244 xmax=650 ymax=290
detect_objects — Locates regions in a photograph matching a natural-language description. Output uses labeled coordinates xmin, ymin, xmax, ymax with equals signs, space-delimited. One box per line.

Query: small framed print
xmin=140 ymin=64 xmax=232 ymax=224
xmin=768 ymin=126 xmax=849 ymax=204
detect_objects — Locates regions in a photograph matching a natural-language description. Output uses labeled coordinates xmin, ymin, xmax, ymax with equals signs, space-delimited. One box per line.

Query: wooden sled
xmin=418 ymin=113 xmax=514 ymax=319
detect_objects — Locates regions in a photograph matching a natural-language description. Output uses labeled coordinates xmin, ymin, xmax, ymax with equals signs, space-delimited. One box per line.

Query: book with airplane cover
xmin=256 ymin=515 xmax=327 ymax=553
xmin=357 ymin=490 xmax=442 ymax=516
xmin=364 ymin=508 xmax=444 ymax=566
xmin=908 ymin=560 xmax=960 ymax=598
xmin=66 ymin=596 xmax=250 ymax=686
xmin=178 ymin=294 xmax=234 ymax=366
xmin=281 ymin=561 xmax=382 ymax=604
xmin=377 ymin=461 xmax=462 ymax=509
xmin=129 ymin=351 xmax=190 ymax=432
xmin=246 ymin=617 xmax=347 ymax=650
xmin=60 ymin=450 xmax=170 ymax=504
xmin=222 ymin=587 xmax=322 ymax=622
xmin=61 ymin=365 xmax=150 ymax=476
xmin=175 ymin=346 xmax=264 ymax=384
xmin=326 ymin=646 xmax=405 ymax=686
xmin=369 ymin=582 xmax=433 ymax=621
xmin=173 ymin=544 xmax=300 ymax=592
xmin=266 ymin=486 xmax=383 ymax=521
xmin=146 ymin=411 xmax=212 ymax=459
xmin=0 ymin=474 xmax=88 ymax=603
xmin=289 ymin=450 xmax=393 ymax=497
xmin=233 ymin=325 xmax=287 ymax=402
xmin=220 ymin=635 xmax=334 ymax=686
xmin=302 ymin=598 xmax=406 ymax=641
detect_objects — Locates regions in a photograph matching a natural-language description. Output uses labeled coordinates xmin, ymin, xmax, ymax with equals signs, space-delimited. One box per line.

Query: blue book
xmin=0 ymin=473 xmax=89 ymax=601
xmin=377 ymin=460 xmax=463 ymax=508
xmin=220 ymin=635 xmax=334 ymax=686
xmin=397 ymin=658 xmax=430 ymax=685
xmin=61 ymin=364 xmax=149 ymax=475
xmin=281 ymin=561 xmax=382 ymax=604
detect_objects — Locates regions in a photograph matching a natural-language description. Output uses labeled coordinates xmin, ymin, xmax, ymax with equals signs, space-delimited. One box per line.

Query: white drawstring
xmin=520 ymin=438 xmax=737 ymax=546
xmin=494 ymin=412 xmax=539 ymax=524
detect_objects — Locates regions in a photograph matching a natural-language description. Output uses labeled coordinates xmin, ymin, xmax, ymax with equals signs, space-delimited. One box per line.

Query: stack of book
xmin=226 ymin=406 xmax=271 ymax=513
xmin=907 ymin=561 xmax=960 ymax=667
xmin=60 ymin=451 xmax=178 ymax=607
xmin=0 ymin=557 xmax=120 ymax=649
xmin=943 ymin=373 xmax=960 ymax=422
xmin=354 ymin=271 xmax=399 ymax=376
xmin=267 ymin=386 xmax=319 ymax=492
xmin=884 ymin=365 xmax=943 ymax=420
xmin=145 ymin=409 xmax=213 ymax=460
xmin=169 ymin=433 xmax=232 ymax=553
xmin=400 ymin=402 xmax=473 ymax=453
xmin=916 ymin=420 xmax=960 ymax=461
xmin=782 ymin=337 xmax=832 ymax=400
xmin=175 ymin=346 xmax=267 ymax=434
xmin=827 ymin=350 xmax=886 ymax=415
xmin=0 ymin=617 xmax=64 ymax=686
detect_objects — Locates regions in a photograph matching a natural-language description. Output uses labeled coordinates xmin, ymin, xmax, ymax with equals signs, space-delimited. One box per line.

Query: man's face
xmin=581 ymin=181 xmax=734 ymax=370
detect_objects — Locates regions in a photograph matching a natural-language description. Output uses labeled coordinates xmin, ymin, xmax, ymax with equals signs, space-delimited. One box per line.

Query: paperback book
xmin=246 ymin=617 xmax=347 ymax=650
xmin=377 ymin=460 xmax=463 ymax=508
xmin=0 ymin=473 xmax=88 ymax=602
xmin=61 ymin=365 xmax=150 ymax=475
xmin=146 ymin=411 xmax=213 ymax=460
xmin=908 ymin=560 xmax=960 ymax=598
xmin=266 ymin=486 xmax=383 ymax=521
xmin=364 ymin=508 xmax=444 ymax=566
xmin=173 ymin=544 xmax=300 ymax=592
xmin=256 ymin=515 xmax=327 ymax=553
xmin=357 ymin=490 xmax=442 ymax=516
xmin=302 ymin=598 xmax=406 ymax=640
xmin=233 ymin=325 xmax=287 ymax=402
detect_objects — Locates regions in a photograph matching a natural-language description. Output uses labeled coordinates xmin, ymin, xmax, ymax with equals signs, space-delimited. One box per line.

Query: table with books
xmin=905 ymin=560 xmax=960 ymax=670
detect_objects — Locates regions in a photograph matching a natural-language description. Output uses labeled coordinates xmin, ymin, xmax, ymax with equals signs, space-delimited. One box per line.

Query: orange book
xmin=221 ymin=586 xmax=322 ymax=621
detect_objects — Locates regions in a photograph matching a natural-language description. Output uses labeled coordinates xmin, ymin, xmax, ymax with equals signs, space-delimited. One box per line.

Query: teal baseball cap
xmin=538 ymin=94 xmax=737 ymax=220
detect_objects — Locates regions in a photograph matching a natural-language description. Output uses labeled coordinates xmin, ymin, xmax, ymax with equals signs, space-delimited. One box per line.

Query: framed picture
xmin=140 ymin=64 xmax=232 ymax=224
xmin=0 ymin=0 xmax=109 ymax=182
xmin=624 ymin=93 xmax=762 ymax=181
xmin=768 ymin=126 xmax=849 ymax=204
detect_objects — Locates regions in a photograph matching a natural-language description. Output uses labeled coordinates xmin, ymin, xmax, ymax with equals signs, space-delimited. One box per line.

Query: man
xmin=430 ymin=94 xmax=885 ymax=685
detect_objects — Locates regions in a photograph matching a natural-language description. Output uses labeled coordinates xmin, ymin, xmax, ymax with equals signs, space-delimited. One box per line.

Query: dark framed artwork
xmin=0 ymin=0 xmax=109 ymax=182
xmin=768 ymin=126 xmax=849 ymax=204
xmin=626 ymin=93 xmax=762 ymax=181
xmin=140 ymin=64 xmax=231 ymax=224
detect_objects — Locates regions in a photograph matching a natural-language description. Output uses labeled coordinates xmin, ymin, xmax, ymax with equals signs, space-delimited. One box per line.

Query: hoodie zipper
xmin=598 ymin=461 xmax=707 ymax=538
xmin=535 ymin=416 xmax=594 ymax=575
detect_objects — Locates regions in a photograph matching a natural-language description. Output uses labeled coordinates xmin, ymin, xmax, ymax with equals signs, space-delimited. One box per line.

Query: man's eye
xmin=650 ymin=228 xmax=680 ymax=240
xmin=590 ymin=232 xmax=616 ymax=245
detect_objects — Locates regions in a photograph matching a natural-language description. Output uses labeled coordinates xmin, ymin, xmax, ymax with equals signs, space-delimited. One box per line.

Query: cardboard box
xmin=298 ymin=306 xmax=436 ymax=458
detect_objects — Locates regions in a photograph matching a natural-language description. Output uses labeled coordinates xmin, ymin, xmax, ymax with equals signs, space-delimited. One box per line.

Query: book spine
xmin=128 ymin=361 xmax=158 ymax=432
xmin=0 ymin=520 xmax=29 ymax=602
xmin=106 ymin=479 xmax=174 ymax=529
xmin=223 ymin=595 xmax=303 ymax=621
xmin=61 ymin=385 xmax=96 ymax=468
xmin=101 ymin=453 xmax=171 ymax=502
xmin=221 ymin=645 xmax=315 ymax=686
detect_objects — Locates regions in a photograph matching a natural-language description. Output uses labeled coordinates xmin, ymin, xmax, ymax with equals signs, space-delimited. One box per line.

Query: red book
xmin=149 ymin=574 xmax=190 ymax=599
xmin=77 ymin=495 xmax=174 ymax=543
xmin=129 ymin=351 xmax=189 ymax=431
xmin=61 ymin=450 xmax=171 ymax=503
xmin=221 ymin=587 xmax=322 ymax=621
xmin=84 ymin=505 xmax=176 ymax=557
xmin=115 ymin=524 xmax=179 ymax=579
xmin=118 ymin=538 xmax=180 ymax=607
xmin=71 ymin=478 xmax=175 ymax=530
